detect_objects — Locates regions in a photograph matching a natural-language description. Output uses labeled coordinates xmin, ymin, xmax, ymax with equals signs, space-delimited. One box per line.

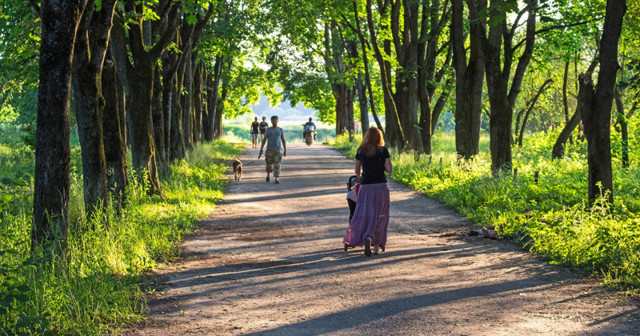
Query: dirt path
xmin=126 ymin=144 xmax=639 ymax=335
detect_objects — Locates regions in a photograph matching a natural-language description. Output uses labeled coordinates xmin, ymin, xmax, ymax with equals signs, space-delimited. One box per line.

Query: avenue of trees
xmin=262 ymin=0 xmax=633 ymax=204
xmin=0 ymin=0 xmax=633 ymax=253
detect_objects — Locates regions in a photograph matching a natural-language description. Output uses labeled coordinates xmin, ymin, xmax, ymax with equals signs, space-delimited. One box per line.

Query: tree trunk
xmin=451 ymin=0 xmax=484 ymax=159
xmin=562 ymin=60 xmax=573 ymax=145
xmin=72 ymin=0 xmax=117 ymax=219
xmin=479 ymin=0 xmax=536 ymax=174
xmin=213 ymin=86 xmax=228 ymax=139
xmin=351 ymin=0 xmax=382 ymax=133
xmin=102 ymin=57 xmax=128 ymax=207
xmin=551 ymin=105 xmax=581 ymax=159
xmin=394 ymin=0 xmax=422 ymax=152
xmin=203 ymin=75 xmax=213 ymax=141
xmin=347 ymin=39 xmax=369 ymax=133
xmin=170 ymin=73 xmax=185 ymax=161
xmin=552 ymin=57 xmax=599 ymax=159
xmin=209 ymin=56 xmax=224 ymax=140
xmin=614 ymin=89 xmax=629 ymax=168
xmin=334 ymin=83 xmax=355 ymax=136
xmin=193 ymin=60 xmax=204 ymax=144
xmin=182 ymin=47 xmax=194 ymax=151
xmin=366 ymin=0 xmax=404 ymax=147
xmin=33 ymin=0 xmax=87 ymax=251
xmin=116 ymin=65 xmax=127 ymax=149
xmin=356 ymin=75 xmax=369 ymax=133
xmin=152 ymin=66 xmax=165 ymax=162
xmin=128 ymin=59 xmax=164 ymax=196
xmin=581 ymin=0 xmax=626 ymax=205
xmin=161 ymin=50 xmax=175 ymax=159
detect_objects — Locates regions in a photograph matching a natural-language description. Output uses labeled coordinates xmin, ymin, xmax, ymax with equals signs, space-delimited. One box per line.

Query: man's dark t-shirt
xmin=356 ymin=146 xmax=390 ymax=185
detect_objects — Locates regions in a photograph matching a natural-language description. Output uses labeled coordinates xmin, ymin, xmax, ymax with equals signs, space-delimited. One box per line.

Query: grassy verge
xmin=332 ymin=132 xmax=640 ymax=290
xmin=0 ymin=137 xmax=244 ymax=335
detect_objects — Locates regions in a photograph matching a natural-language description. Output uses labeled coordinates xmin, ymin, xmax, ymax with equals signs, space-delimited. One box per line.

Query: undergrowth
xmin=332 ymin=131 xmax=640 ymax=291
xmin=0 ymin=137 xmax=244 ymax=335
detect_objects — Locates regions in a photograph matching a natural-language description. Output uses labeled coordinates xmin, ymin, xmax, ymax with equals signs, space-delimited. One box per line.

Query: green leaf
xmin=187 ymin=14 xmax=197 ymax=25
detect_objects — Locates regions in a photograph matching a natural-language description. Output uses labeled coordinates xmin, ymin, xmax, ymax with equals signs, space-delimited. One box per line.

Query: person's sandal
xmin=274 ymin=179 xmax=280 ymax=184
xmin=266 ymin=176 xmax=270 ymax=182
xmin=380 ymin=245 xmax=385 ymax=252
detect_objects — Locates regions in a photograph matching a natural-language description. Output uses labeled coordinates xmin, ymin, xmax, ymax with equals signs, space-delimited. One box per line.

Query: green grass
xmin=332 ymin=130 xmax=640 ymax=291
xmin=0 ymin=134 xmax=244 ymax=335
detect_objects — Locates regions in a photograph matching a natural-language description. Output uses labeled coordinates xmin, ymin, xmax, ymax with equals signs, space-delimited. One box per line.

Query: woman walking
xmin=250 ymin=117 xmax=260 ymax=148
xmin=343 ymin=127 xmax=393 ymax=257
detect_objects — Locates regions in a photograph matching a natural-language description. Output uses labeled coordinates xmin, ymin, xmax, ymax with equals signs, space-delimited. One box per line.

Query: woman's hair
xmin=359 ymin=127 xmax=385 ymax=157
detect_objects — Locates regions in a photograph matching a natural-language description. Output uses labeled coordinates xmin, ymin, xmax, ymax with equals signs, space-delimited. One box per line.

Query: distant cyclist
xmin=303 ymin=117 xmax=317 ymax=141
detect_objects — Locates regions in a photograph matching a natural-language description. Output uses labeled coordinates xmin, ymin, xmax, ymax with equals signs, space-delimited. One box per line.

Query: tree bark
xmin=205 ymin=55 xmax=223 ymax=141
xmin=202 ymin=74 xmax=212 ymax=140
xmin=552 ymin=57 xmax=600 ymax=159
xmin=478 ymin=0 xmax=536 ymax=174
xmin=581 ymin=0 xmax=626 ymax=205
xmin=562 ymin=60 xmax=573 ymax=144
xmin=33 ymin=0 xmax=88 ymax=251
xmin=152 ymin=66 xmax=165 ymax=162
xmin=614 ymin=89 xmax=629 ymax=168
xmin=366 ymin=0 xmax=404 ymax=147
xmin=182 ymin=46 xmax=194 ymax=150
xmin=72 ymin=0 xmax=117 ymax=219
xmin=393 ymin=0 xmax=423 ymax=152
xmin=170 ymin=73 xmax=185 ymax=161
xmin=351 ymin=0 xmax=383 ymax=132
xmin=111 ymin=0 xmax=181 ymax=195
xmin=214 ymin=85 xmax=228 ymax=139
xmin=193 ymin=59 xmax=204 ymax=144
xmin=451 ymin=0 xmax=484 ymax=159
xmin=102 ymin=57 xmax=128 ymax=208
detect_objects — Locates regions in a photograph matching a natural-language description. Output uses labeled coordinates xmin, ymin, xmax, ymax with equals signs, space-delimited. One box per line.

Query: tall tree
xmin=72 ymin=0 xmax=118 ymax=218
xmin=33 ymin=0 xmax=88 ymax=251
xmin=580 ymin=0 xmax=626 ymax=205
xmin=471 ymin=0 xmax=537 ymax=173
xmin=111 ymin=0 xmax=182 ymax=195
xmin=451 ymin=0 xmax=485 ymax=159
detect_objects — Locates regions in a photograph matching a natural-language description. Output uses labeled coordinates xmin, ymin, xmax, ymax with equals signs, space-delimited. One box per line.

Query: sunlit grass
xmin=0 ymin=139 xmax=244 ymax=334
xmin=333 ymin=131 xmax=640 ymax=291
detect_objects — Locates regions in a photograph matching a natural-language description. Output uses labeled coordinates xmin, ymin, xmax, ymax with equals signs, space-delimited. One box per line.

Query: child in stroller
xmin=344 ymin=175 xmax=359 ymax=251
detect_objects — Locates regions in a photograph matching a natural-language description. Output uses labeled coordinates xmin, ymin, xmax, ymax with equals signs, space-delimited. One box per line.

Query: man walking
xmin=259 ymin=116 xmax=287 ymax=184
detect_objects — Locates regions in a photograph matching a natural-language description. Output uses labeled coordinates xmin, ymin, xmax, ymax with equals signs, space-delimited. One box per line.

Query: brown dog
xmin=232 ymin=159 xmax=242 ymax=181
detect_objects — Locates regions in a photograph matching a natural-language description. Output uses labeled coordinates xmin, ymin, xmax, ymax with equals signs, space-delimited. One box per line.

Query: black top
xmin=259 ymin=121 xmax=269 ymax=133
xmin=356 ymin=146 xmax=390 ymax=184
xmin=251 ymin=121 xmax=260 ymax=132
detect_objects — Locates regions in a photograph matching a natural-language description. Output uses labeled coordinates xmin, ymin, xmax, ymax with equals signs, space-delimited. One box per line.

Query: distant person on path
xmin=250 ymin=117 xmax=260 ymax=149
xmin=259 ymin=116 xmax=287 ymax=184
xmin=343 ymin=127 xmax=392 ymax=257
xmin=259 ymin=116 xmax=269 ymax=142
xmin=303 ymin=117 xmax=316 ymax=140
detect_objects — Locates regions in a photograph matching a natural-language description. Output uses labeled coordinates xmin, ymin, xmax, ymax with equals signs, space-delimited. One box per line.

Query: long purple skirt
xmin=343 ymin=182 xmax=390 ymax=247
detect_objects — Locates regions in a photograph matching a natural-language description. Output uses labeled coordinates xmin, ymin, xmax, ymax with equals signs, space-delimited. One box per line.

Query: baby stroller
xmin=344 ymin=175 xmax=359 ymax=251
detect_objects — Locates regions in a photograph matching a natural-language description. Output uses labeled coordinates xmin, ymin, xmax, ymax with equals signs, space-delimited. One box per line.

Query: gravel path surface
xmin=125 ymin=144 xmax=639 ymax=336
